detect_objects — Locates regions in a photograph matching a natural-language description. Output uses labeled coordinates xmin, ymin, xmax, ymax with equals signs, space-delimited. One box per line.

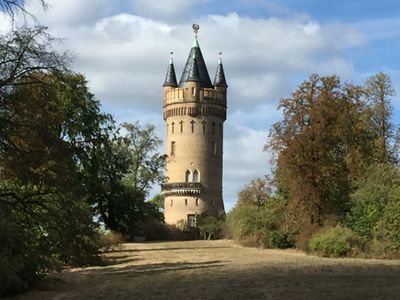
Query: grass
xmin=10 ymin=240 xmax=400 ymax=300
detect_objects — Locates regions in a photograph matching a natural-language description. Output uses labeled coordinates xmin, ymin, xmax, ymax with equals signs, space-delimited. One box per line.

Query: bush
xmin=308 ymin=225 xmax=360 ymax=257
xmin=100 ymin=231 xmax=126 ymax=251
xmin=269 ymin=231 xmax=295 ymax=249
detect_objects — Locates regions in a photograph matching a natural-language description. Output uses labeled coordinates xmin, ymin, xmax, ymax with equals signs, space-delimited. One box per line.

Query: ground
xmin=11 ymin=240 xmax=400 ymax=300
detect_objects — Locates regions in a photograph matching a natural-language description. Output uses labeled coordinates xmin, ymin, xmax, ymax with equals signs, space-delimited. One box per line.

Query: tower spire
xmin=163 ymin=52 xmax=178 ymax=87
xmin=178 ymin=24 xmax=212 ymax=87
xmin=213 ymin=52 xmax=228 ymax=88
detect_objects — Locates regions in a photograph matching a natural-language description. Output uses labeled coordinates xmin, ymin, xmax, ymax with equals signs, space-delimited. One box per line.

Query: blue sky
xmin=1 ymin=0 xmax=399 ymax=210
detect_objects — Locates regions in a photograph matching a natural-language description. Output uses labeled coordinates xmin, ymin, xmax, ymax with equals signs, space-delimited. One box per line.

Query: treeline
xmin=0 ymin=27 xmax=166 ymax=296
xmin=226 ymin=73 xmax=400 ymax=258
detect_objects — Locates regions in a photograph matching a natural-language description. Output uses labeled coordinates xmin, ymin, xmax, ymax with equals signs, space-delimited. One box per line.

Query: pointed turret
xmin=214 ymin=57 xmax=228 ymax=88
xmin=179 ymin=36 xmax=213 ymax=88
xmin=163 ymin=57 xmax=178 ymax=87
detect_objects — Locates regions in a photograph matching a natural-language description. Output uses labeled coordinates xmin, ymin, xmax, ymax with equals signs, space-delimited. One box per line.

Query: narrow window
xmin=191 ymin=120 xmax=195 ymax=133
xmin=193 ymin=170 xmax=199 ymax=182
xmin=212 ymin=141 xmax=217 ymax=156
xmin=171 ymin=122 xmax=175 ymax=134
xmin=211 ymin=122 xmax=216 ymax=134
xmin=187 ymin=214 xmax=196 ymax=227
xmin=170 ymin=199 xmax=173 ymax=207
xmin=185 ymin=199 xmax=188 ymax=206
xmin=192 ymin=87 xmax=196 ymax=96
xmin=195 ymin=198 xmax=199 ymax=206
xmin=185 ymin=170 xmax=191 ymax=182
xmin=202 ymin=120 xmax=206 ymax=134
xmin=180 ymin=121 xmax=184 ymax=133
xmin=212 ymin=199 xmax=215 ymax=207
xmin=171 ymin=141 xmax=176 ymax=156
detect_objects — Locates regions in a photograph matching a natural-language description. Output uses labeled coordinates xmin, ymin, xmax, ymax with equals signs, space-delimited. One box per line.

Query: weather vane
xmin=192 ymin=24 xmax=200 ymax=37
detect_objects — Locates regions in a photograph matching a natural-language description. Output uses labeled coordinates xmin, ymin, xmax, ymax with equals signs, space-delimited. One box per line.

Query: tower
xmin=161 ymin=25 xmax=228 ymax=226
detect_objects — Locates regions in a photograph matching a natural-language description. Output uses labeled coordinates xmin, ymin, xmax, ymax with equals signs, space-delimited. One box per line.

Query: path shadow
xmin=105 ymin=246 xmax=230 ymax=254
xmin=77 ymin=260 xmax=228 ymax=276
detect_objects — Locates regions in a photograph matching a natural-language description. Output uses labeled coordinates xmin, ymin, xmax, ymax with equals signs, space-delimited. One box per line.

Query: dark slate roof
xmin=186 ymin=54 xmax=200 ymax=82
xmin=178 ymin=38 xmax=213 ymax=88
xmin=213 ymin=58 xmax=228 ymax=87
xmin=163 ymin=58 xmax=178 ymax=87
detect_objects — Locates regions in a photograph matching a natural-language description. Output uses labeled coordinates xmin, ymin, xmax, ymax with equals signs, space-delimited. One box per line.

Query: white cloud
xmin=1 ymin=3 xmax=366 ymax=209
xmin=128 ymin=0 xmax=204 ymax=22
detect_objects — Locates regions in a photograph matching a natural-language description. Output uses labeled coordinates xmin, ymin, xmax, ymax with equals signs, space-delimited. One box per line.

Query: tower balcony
xmin=161 ymin=182 xmax=202 ymax=196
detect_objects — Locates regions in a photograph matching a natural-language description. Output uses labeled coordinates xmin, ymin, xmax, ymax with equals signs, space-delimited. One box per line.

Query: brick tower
xmin=161 ymin=24 xmax=227 ymax=227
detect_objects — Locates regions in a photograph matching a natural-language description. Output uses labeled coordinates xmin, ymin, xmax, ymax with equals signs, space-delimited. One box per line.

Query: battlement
xmin=163 ymin=87 xmax=226 ymax=107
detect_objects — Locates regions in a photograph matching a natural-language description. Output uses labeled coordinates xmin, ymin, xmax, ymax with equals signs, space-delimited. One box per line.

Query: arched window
xmin=171 ymin=122 xmax=175 ymax=134
xmin=180 ymin=121 xmax=184 ymax=133
xmin=185 ymin=170 xmax=191 ymax=182
xmin=193 ymin=170 xmax=200 ymax=182
xmin=211 ymin=122 xmax=216 ymax=134
xmin=202 ymin=120 xmax=206 ymax=134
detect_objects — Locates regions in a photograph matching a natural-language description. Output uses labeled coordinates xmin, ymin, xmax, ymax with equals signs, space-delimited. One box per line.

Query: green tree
xmin=0 ymin=28 xmax=113 ymax=294
xmin=86 ymin=122 xmax=165 ymax=240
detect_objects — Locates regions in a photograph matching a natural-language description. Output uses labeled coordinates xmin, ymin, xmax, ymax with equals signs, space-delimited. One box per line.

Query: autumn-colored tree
xmin=237 ymin=177 xmax=272 ymax=207
xmin=266 ymin=75 xmax=375 ymax=228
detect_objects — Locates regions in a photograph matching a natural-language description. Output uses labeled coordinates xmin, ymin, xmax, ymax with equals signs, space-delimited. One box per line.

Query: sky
xmin=1 ymin=0 xmax=400 ymax=210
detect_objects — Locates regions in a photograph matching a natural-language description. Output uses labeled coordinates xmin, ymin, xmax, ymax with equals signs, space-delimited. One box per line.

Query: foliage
xmin=308 ymin=225 xmax=360 ymax=257
xmin=226 ymin=181 xmax=289 ymax=248
xmin=364 ymin=72 xmax=398 ymax=163
xmin=85 ymin=122 xmax=165 ymax=241
xmin=269 ymin=231 xmax=295 ymax=249
xmin=266 ymin=75 xmax=377 ymax=228
xmin=197 ymin=213 xmax=225 ymax=240
xmin=345 ymin=163 xmax=400 ymax=256
xmin=237 ymin=177 xmax=272 ymax=207
xmin=0 ymin=28 xmax=109 ymax=295
xmin=99 ymin=231 xmax=126 ymax=251
xmin=0 ymin=181 xmax=101 ymax=297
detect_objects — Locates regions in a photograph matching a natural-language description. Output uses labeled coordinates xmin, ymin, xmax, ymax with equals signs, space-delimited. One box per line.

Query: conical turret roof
xmin=163 ymin=58 xmax=178 ymax=87
xmin=186 ymin=54 xmax=201 ymax=82
xmin=179 ymin=37 xmax=213 ymax=88
xmin=213 ymin=58 xmax=228 ymax=87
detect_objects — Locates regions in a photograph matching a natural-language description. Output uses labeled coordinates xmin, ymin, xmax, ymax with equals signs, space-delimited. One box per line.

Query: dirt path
xmin=11 ymin=240 xmax=400 ymax=300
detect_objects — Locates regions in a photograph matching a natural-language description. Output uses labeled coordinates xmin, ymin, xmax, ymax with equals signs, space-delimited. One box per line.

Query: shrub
xmin=269 ymin=231 xmax=295 ymax=249
xmin=308 ymin=225 xmax=360 ymax=257
xmin=100 ymin=231 xmax=126 ymax=251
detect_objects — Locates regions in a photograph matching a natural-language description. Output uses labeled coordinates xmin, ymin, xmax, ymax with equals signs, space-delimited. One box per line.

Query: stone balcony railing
xmin=161 ymin=182 xmax=202 ymax=196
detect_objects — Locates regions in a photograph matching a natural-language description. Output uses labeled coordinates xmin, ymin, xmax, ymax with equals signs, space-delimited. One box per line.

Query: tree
xmin=0 ymin=28 xmax=114 ymax=294
xmin=0 ymin=71 xmax=110 ymax=296
xmin=237 ymin=177 xmax=272 ymax=207
xmin=365 ymin=72 xmax=398 ymax=163
xmin=0 ymin=0 xmax=47 ymax=21
xmin=86 ymin=122 xmax=165 ymax=240
xmin=266 ymin=75 xmax=375 ymax=228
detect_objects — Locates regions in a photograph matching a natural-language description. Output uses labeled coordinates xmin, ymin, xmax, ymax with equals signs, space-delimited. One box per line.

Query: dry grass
xmin=11 ymin=240 xmax=400 ymax=300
